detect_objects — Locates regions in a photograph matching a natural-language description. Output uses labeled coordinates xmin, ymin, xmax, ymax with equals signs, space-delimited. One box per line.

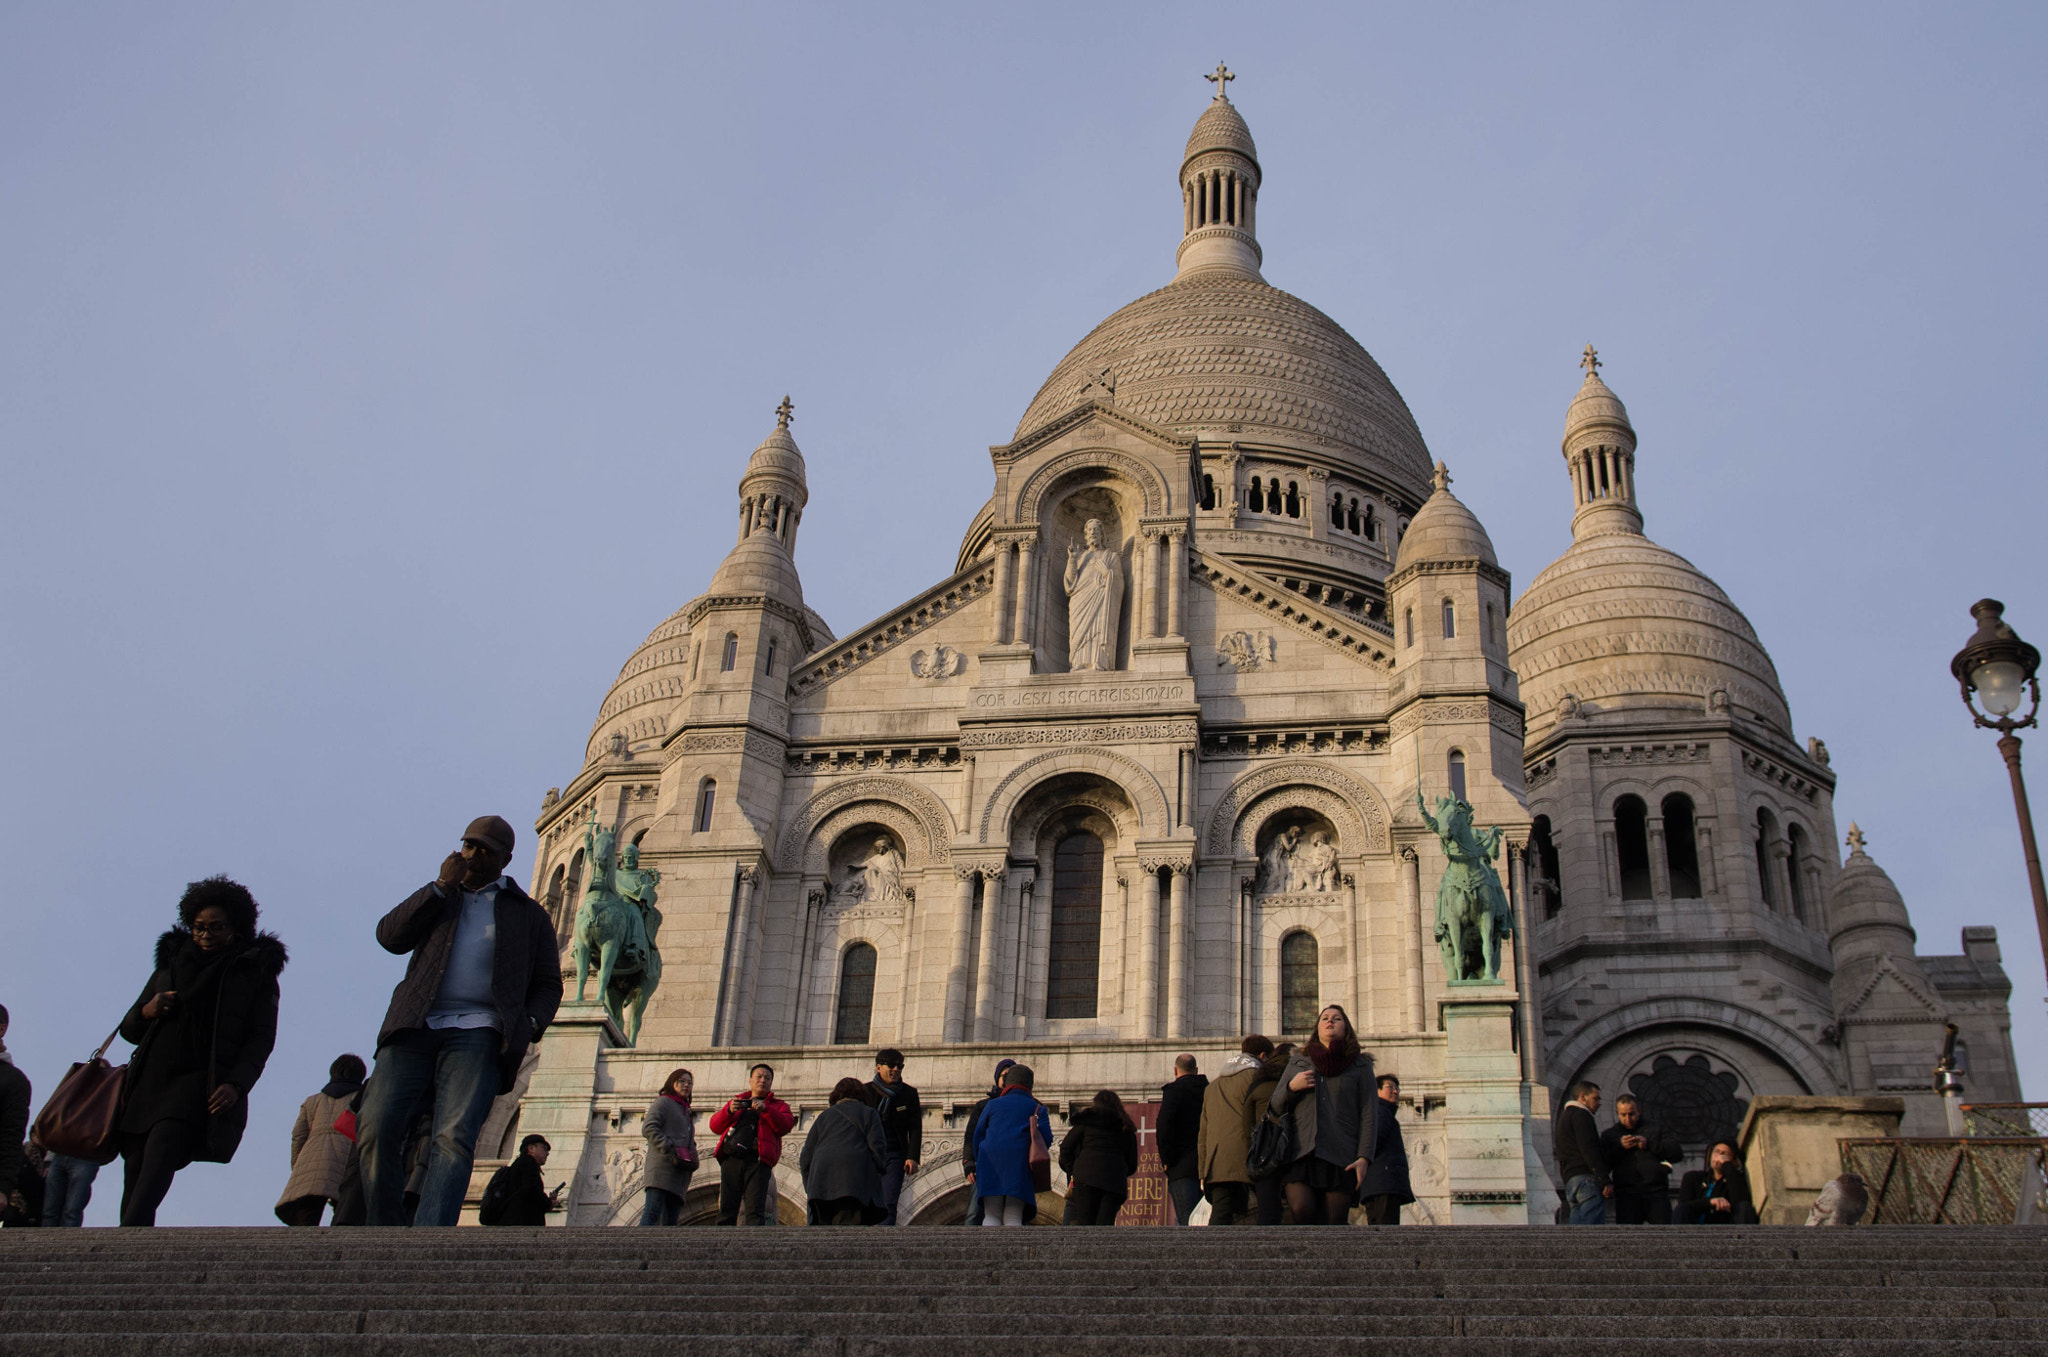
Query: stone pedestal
xmin=1737 ymin=1095 xmax=1904 ymax=1224
xmin=1440 ymin=997 xmax=1544 ymax=1224
xmin=513 ymin=1002 xmax=624 ymax=1227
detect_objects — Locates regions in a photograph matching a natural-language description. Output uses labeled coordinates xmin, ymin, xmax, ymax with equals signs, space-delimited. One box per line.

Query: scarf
xmin=662 ymin=1090 xmax=693 ymax=1111
xmin=1306 ymin=1040 xmax=1356 ymax=1078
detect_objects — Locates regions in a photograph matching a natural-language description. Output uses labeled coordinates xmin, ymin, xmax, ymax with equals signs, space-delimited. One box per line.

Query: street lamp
xmin=1950 ymin=598 xmax=2048 ymax=987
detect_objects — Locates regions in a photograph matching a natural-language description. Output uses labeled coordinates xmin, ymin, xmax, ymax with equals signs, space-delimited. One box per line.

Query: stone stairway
xmin=4 ymin=1226 xmax=2047 ymax=1355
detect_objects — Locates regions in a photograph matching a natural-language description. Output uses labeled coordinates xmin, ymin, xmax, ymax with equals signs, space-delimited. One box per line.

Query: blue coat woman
xmin=970 ymin=1078 xmax=1052 ymax=1225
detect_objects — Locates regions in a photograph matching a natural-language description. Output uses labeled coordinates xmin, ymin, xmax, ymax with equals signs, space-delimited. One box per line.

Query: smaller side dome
xmin=1829 ymin=824 xmax=1917 ymax=957
xmin=739 ymin=395 xmax=808 ymax=508
xmin=1565 ymin=370 xmax=1632 ymax=444
xmin=1394 ymin=461 xmax=1497 ymax=570
xmin=707 ymin=529 xmax=805 ymax=607
xmin=1184 ymin=94 xmax=1259 ymax=168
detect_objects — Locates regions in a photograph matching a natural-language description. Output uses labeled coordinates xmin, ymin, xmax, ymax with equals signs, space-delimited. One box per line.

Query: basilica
xmin=507 ymin=76 xmax=2020 ymax=1226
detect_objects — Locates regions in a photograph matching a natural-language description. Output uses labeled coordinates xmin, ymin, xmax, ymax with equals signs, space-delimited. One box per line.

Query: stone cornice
xmin=1387 ymin=555 xmax=1513 ymax=594
xmin=1538 ymin=931 xmax=1835 ymax=985
xmin=683 ymin=592 xmax=818 ymax=649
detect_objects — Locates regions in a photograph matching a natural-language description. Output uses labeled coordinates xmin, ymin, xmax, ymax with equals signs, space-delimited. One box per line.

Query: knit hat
xmin=464 ymin=815 xmax=516 ymax=857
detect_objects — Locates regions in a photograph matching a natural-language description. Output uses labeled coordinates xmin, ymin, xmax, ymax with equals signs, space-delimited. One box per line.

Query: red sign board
xmin=1108 ymin=1101 xmax=1171 ymax=1227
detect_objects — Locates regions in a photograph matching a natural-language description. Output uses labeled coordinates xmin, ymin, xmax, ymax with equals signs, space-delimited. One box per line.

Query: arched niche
xmin=1013 ymin=447 xmax=1169 ymax=524
xmin=1250 ymin=807 xmax=1343 ymax=897
xmin=1041 ymin=479 xmax=1139 ymax=673
xmin=778 ymin=776 xmax=954 ymax=874
xmin=1204 ymin=760 xmax=1390 ymax=859
xmin=978 ymin=746 xmax=1168 ymax=844
xmin=822 ymin=823 xmax=910 ymax=908
xmin=1009 ymin=772 xmax=1136 ymax=860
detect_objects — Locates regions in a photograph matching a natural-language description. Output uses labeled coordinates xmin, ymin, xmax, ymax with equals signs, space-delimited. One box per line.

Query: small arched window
xmin=1280 ymin=931 xmax=1320 ymax=1034
xmin=1403 ymin=608 xmax=1414 ymax=647
xmin=1484 ymin=603 xmax=1496 ymax=646
xmin=1615 ymin=795 xmax=1652 ymax=900
xmin=1662 ymin=794 xmax=1702 ymax=899
xmin=1530 ymin=815 xmax=1564 ymax=919
xmin=1285 ymin=481 xmax=1301 ymax=518
xmin=1249 ymin=476 xmax=1264 ymax=511
xmin=833 ymin=943 xmax=877 ymax=1045
xmin=690 ymin=641 xmax=702 ymax=680
xmin=1348 ymin=498 xmax=1361 ymax=534
xmin=1363 ymin=504 xmax=1377 ymax=541
xmin=1755 ymin=809 xmax=1780 ymax=910
xmin=564 ymin=849 xmax=585 ymax=918
xmin=763 ymin=638 xmax=778 ymax=676
xmin=1201 ymin=473 xmax=1216 ymax=510
xmin=1786 ymin=823 xmax=1810 ymax=922
xmin=1441 ymin=599 xmax=1456 ymax=639
xmin=1330 ymin=493 xmax=1344 ymax=528
xmin=1447 ymin=749 xmax=1468 ymax=802
xmin=720 ymin=633 xmax=739 ymax=671
xmin=694 ymin=779 xmax=717 ymax=834
xmin=1267 ymin=479 xmax=1283 ymax=514
xmin=544 ymin=864 xmax=568 ymax=939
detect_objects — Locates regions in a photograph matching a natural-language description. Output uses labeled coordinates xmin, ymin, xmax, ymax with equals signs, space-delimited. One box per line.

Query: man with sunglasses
xmin=868 ymin=1049 xmax=922 ymax=1225
xmin=357 ymin=815 xmax=561 ymax=1227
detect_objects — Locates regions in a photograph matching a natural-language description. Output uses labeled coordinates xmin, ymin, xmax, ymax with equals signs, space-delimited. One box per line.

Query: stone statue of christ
xmin=1063 ymin=518 xmax=1124 ymax=672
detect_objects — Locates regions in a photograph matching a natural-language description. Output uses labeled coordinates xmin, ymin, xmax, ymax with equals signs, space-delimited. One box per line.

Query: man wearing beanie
xmin=357 ymin=815 xmax=561 ymax=1226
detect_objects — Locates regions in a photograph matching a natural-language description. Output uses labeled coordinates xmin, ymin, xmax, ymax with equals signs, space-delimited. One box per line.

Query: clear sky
xmin=4 ymin=4 xmax=2044 ymax=1226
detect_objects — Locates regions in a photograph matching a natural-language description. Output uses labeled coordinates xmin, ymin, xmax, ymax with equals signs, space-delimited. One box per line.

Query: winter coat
xmin=117 ymin=929 xmax=286 ymax=1162
xmin=489 ymin=1152 xmax=555 ymax=1226
xmin=1356 ymin=1095 xmax=1413 ymax=1205
xmin=799 ymin=1098 xmax=888 ymax=1218
xmin=1155 ymin=1073 xmax=1209 ymax=1180
xmin=1058 ymin=1106 xmax=1139 ymax=1194
xmin=1678 ymin=1167 xmax=1757 ymax=1225
xmin=868 ymin=1077 xmax=923 ymax=1162
xmin=1196 ymin=1057 xmax=1264 ymax=1187
xmin=1599 ymin=1119 xmax=1682 ymax=1193
xmin=372 ymin=878 xmax=562 ymax=1096
xmin=971 ymin=1086 xmax=1052 ymax=1208
xmin=0 ymin=1055 xmax=28 ymax=1195
xmin=1554 ymin=1101 xmax=1609 ymax=1188
xmin=274 ymin=1080 xmax=360 ymax=1210
xmin=1271 ymin=1049 xmax=1379 ymax=1171
xmin=960 ymin=1096 xmax=993 ymax=1177
xmin=709 ymin=1092 xmax=796 ymax=1168
xmin=641 ymin=1093 xmax=698 ymax=1197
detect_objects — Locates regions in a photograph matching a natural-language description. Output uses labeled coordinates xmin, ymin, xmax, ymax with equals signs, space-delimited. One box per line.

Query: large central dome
xmin=1014 ymin=272 xmax=1435 ymax=496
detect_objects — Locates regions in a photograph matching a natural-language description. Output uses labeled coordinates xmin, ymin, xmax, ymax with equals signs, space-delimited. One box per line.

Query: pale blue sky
xmin=4 ymin=4 xmax=2044 ymax=1225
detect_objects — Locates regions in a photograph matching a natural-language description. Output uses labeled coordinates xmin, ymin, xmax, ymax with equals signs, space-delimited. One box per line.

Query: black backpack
xmin=1246 ymin=1106 xmax=1296 ymax=1181
xmin=477 ymin=1163 xmax=516 ymax=1227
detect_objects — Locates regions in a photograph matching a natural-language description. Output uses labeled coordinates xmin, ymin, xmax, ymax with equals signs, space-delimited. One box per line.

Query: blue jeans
xmin=964 ymin=1177 xmax=983 ymax=1226
xmin=880 ymin=1152 xmax=907 ymax=1225
xmin=1168 ymin=1174 xmax=1204 ymax=1227
xmin=1565 ymin=1174 xmax=1607 ymax=1225
xmin=639 ymin=1186 xmax=684 ymax=1226
xmin=42 ymin=1154 xmax=98 ymax=1227
xmin=358 ymin=1026 xmax=501 ymax=1227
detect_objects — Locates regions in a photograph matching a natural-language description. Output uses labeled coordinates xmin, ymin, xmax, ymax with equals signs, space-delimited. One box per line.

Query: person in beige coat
xmin=275 ymin=1054 xmax=366 ymax=1226
xmin=1196 ymin=1035 xmax=1273 ymax=1225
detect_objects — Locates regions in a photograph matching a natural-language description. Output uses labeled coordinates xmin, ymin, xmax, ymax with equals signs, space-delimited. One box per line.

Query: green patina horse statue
xmin=571 ymin=813 xmax=662 ymax=1044
xmin=1416 ymin=789 xmax=1515 ymax=982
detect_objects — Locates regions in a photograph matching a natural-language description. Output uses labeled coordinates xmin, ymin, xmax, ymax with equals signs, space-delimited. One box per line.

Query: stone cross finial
xmin=1846 ymin=823 xmax=1866 ymax=854
xmin=1432 ymin=460 xmax=1451 ymax=494
xmin=1580 ymin=344 xmax=1601 ymax=378
xmin=1206 ymin=63 xmax=1234 ymax=100
xmin=775 ymin=395 xmax=794 ymax=429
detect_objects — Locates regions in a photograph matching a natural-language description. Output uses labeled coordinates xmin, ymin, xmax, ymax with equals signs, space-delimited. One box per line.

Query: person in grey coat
xmin=1270 ymin=1003 xmax=1379 ymax=1225
xmin=639 ymin=1067 xmax=698 ymax=1226
xmin=800 ymin=1078 xmax=888 ymax=1225
xmin=1356 ymin=1074 xmax=1413 ymax=1224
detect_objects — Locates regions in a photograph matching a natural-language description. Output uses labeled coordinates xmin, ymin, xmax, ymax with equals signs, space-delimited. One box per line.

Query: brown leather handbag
xmin=31 ymin=1022 xmax=128 ymax=1165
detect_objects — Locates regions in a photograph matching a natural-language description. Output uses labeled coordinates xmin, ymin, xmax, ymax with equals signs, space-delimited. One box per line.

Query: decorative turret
xmin=1828 ymin=824 xmax=1919 ymax=965
xmin=707 ymin=398 xmax=809 ymax=610
xmin=1176 ymin=64 xmax=1263 ymax=281
xmin=1563 ymin=346 xmax=1643 ymax=540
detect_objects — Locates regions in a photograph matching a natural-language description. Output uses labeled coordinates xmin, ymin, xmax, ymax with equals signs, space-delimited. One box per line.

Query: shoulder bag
xmin=31 ymin=1021 xmax=128 ymax=1165
xmin=1246 ymin=1105 xmax=1296 ymax=1181
xmin=1027 ymin=1104 xmax=1052 ymax=1194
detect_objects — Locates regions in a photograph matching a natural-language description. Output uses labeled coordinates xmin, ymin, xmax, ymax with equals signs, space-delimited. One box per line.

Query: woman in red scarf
xmin=1268 ymin=1005 xmax=1379 ymax=1225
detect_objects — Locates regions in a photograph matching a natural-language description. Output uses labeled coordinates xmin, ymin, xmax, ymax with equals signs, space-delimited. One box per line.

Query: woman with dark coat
xmin=1356 ymin=1074 xmax=1414 ymax=1225
xmin=1058 ymin=1089 xmax=1139 ymax=1226
xmin=116 ymin=876 xmax=286 ymax=1226
xmin=799 ymin=1077 xmax=888 ymax=1225
xmin=1677 ymin=1140 xmax=1757 ymax=1224
xmin=1270 ymin=1005 xmax=1378 ymax=1225
xmin=639 ymin=1067 xmax=698 ymax=1226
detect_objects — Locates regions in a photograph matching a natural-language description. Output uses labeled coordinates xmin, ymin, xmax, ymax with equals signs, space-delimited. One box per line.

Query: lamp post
xmin=1950 ymin=598 xmax=2048 ymax=987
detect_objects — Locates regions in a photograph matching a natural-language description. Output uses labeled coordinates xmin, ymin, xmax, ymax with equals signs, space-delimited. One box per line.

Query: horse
xmin=1417 ymin=792 xmax=1515 ymax=981
xmin=571 ymin=820 xmax=658 ymax=1042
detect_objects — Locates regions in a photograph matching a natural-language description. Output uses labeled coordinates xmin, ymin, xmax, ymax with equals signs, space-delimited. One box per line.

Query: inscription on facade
xmin=970 ymin=681 xmax=1189 ymax=710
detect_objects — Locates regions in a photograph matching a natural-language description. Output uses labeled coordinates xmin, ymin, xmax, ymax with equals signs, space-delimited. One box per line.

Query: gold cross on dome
xmin=1846 ymin=823 xmax=1866 ymax=853
xmin=1580 ymin=344 xmax=1601 ymax=377
xmin=775 ymin=395 xmax=794 ymax=429
xmin=1206 ymin=63 xmax=1234 ymax=100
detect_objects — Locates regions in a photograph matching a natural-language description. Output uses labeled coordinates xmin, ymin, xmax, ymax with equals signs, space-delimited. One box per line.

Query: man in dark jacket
xmin=868 ymin=1048 xmax=922 ymax=1225
xmin=1599 ymin=1094 xmax=1681 ymax=1224
xmin=959 ymin=1057 xmax=1015 ymax=1226
xmin=483 ymin=1134 xmax=561 ymax=1226
xmin=0 ymin=1005 xmax=30 ymax=1222
xmin=358 ymin=816 xmax=563 ymax=1227
xmin=1555 ymin=1080 xmax=1612 ymax=1225
xmin=1155 ymin=1054 xmax=1208 ymax=1226
xmin=1358 ymin=1074 xmax=1414 ymax=1225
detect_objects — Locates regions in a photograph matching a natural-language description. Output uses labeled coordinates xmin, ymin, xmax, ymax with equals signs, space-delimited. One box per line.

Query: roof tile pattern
xmin=1014 ymin=274 xmax=1433 ymax=496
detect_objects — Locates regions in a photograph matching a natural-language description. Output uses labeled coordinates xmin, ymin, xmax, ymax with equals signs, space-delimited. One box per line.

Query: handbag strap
xmin=89 ymin=1021 xmax=124 ymax=1064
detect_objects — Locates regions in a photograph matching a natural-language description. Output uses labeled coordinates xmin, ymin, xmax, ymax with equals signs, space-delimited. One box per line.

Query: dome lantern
xmin=1176 ymin=65 xmax=1263 ymax=281
xmin=735 ymin=395 xmax=809 ymax=554
xmin=1563 ymin=346 xmax=1643 ymax=541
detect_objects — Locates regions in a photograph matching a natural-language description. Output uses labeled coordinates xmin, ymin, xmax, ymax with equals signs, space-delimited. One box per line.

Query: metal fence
xmin=1839 ymin=1136 xmax=2047 ymax=1224
xmin=1962 ymin=1102 xmax=2048 ymax=1137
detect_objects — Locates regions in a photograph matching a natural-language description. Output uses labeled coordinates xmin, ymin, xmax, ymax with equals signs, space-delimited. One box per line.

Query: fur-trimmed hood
xmin=152 ymin=927 xmax=289 ymax=977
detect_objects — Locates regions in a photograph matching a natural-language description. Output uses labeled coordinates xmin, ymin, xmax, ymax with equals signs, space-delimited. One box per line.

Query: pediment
xmin=1192 ymin=547 xmax=1396 ymax=672
xmin=993 ymin=398 xmax=1191 ymax=464
xmin=1838 ymin=955 xmax=1946 ymax=1023
xmin=788 ymin=556 xmax=998 ymax=700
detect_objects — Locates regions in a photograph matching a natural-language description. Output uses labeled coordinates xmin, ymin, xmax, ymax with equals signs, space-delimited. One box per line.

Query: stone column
xmin=990 ymin=541 xmax=1014 ymax=645
xmin=1401 ymin=846 xmax=1425 ymax=1032
xmin=1697 ymin=821 xmax=1719 ymax=895
xmin=1307 ymin=467 xmax=1330 ymax=542
xmin=1139 ymin=867 xmax=1162 ymax=1039
xmin=1025 ymin=854 xmax=1053 ymax=1035
xmin=1647 ymin=819 xmax=1671 ymax=901
xmin=972 ymin=864 xmax=1008 ymax=1040
xmin=944 ymin=867 xmax=978 ymax=1041
xmin=1015 ymin=537 xmax=1038 ymax=662
xmin=1346 ymin=870 xmax=1365 ymax=1028
xmin=1166 ymin=531 xmax=1187 ymax=638
xmin=1507 ymin=842 xmax=1542 ymax=1083
xmin=722 ymin=866 xmax=760 ymax=1046
xmin=1166 ymin=862 xmax=1191 ymax=1037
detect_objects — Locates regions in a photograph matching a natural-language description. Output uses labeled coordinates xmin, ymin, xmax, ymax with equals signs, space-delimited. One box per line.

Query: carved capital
xmin=1400 ymin=846 xmax=1419 ymax=865
xmin=954 ymin=864 xmax=980 ymax=883
xmin=737 ymin=865 xmax=760 ymax=886
xmin=806 ymin=890 xmax=826 ymax=910
xmin=1307 ymin=467 xmax=1330 ymax=484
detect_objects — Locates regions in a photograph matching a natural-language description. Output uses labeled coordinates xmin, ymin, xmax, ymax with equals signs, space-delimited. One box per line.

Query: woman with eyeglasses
xmin=115 ymin=876 xmax=286 ymax=1225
